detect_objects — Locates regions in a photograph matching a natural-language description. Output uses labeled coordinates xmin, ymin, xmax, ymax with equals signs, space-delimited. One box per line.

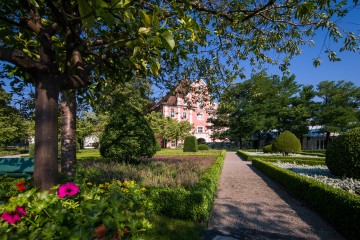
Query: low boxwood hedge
xmin=150 ymin=150 xmax=226 ymax=221
xmin=252 ymin=158 xmax=360 ymax=240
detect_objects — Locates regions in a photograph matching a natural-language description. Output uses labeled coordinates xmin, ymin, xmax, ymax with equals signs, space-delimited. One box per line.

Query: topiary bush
xmin=183 ymin=136 xmax=198 ymax=152
xmin=272 ymin=130 xmax=301 ymax=156
xmin=326 ymin=127 xmax=360 ymax=178
xmin=155 ymin=141 xmax=162 ymax=151
xmin=263 ymin=144 xmax=272 ymax=153
xmin=100 ymin=105 xmax=157 ymax=162
xmin=198 ymin=144 xmax=209 ymax=151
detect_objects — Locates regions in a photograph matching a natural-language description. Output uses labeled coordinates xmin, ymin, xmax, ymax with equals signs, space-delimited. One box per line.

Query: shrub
xmin=28 ymin=144 xmax=35 ymax=158
xmin=272 ymin=131 xmax=301 ymax=156
xmin=263 ymin=144 xmax=272 ymax=153
xmin=155 ymin=141 xmax=162 ymax=151
xmin=183 ymin=136 xmax=198 ymax=152
xmin=0 ymin=180 xmax=153 ymax=239
xmin=252 ymin=159 xmax=360 ymax=240
xmin=198 ymin=144 xmax=209 ymax=151
xmin=326 ymin=128 xmax=360 ymax=178
xmin=100 ymin=105 xmax=157 ymax=162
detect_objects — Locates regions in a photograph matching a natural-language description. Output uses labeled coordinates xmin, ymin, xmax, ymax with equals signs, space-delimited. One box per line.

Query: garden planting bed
xmin=272 ymin=161 xmax=360 ymax=195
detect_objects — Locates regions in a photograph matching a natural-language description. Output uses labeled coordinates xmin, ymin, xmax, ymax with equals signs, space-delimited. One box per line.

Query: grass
xmin=141 ymin=215 xmax=206 ymax=240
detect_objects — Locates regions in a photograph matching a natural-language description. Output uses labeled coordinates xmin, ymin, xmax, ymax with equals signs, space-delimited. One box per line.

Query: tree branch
xmin=0 ymin=48 xmax=47 ymax=73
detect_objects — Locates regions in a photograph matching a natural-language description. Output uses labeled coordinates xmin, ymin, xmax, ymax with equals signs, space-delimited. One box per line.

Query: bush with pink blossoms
xmin=0 ymin=180 xmax=153 ymax=239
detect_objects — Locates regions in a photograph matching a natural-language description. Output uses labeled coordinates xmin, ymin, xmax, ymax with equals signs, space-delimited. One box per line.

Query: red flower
xmin=16 ymin=181 xmax=24 ymax=187
xmin=58 ymin=182 xmax=80 ymax=198
xmin=124 ymin=229 xmax=129 ymax=234
xmin=16 ymin=206 xmax=26 ymax=216
xmin=17 ymin=185 xmax=26 ymax=191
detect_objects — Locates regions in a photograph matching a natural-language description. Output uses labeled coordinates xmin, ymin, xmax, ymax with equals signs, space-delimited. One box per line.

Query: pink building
xmin=152 ymin=79 xmax=220 ymax=148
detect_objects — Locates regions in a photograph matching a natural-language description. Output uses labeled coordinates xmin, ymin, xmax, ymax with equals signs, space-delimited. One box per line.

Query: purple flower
xmin=16 ymin=206 xmax=27 ymax=216
xmin=58 ymin=182 xmax=80 ymax=198
xmin=1 ymin=211 xmax=21 ymax=224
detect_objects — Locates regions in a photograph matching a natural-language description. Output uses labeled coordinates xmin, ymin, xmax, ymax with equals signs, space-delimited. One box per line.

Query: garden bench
xmin=0 ymin=158 xmax=34 ymax=179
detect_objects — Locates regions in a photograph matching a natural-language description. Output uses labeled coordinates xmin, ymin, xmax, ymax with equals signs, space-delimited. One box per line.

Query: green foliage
xmin=263 ymin=145 xmax=272 ymax=153
xmin=0 ymin=180 xmax=153 ymax=239
xmin=326 ymin=128 xmax=360 ymax=178
xmin=0 ymin=87 xmax=28 ymax=146
xmin=150 ymin=150 xmax=226 ymax=220
xmin=155 ymin=141 xmax=162 ymax=151
xmin=197 ymin=144 xmax=209 ymax=151
xmin=0 ymin=177 xmax=27 ymax=202
xmin=141 ymin=215 xmax=206 ymax=240
xmin=183 ymin=136 xmax=198 ymax=152
xmin=272 ymin=131 xmax=301 ymax=155
xmin=252 ymin=159 xmax=360 ymax=240
xmin=100 ymin=105 xmax=156 ymax=162
xmin=28 ymin=144 xmax=35 ymax=158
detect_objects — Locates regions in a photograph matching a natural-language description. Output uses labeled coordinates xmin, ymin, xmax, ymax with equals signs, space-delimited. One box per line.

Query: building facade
xmin=152 ymin=79 xmax=220 ymax=148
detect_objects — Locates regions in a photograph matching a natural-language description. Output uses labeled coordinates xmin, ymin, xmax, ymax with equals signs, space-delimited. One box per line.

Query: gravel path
xmin=204 ymin=152 xmax=345 ymax=240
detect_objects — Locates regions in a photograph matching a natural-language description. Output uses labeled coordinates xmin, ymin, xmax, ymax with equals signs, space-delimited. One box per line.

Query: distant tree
xmin=165 ymin=118 xmax=193 ymax=147
xmin=0 ymin=87 xmax=27 ymax=147
xmin=314 ymin=80 xmax=360 ymax=149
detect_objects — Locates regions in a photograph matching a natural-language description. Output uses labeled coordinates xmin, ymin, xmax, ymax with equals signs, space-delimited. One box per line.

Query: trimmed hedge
xmin=198 ymin=144 xmax=209 ymax=150
xmin=237 ymin=150 xmax=253 ymax=161
xmin=183 ymin=136 xmax=198 ymax=152
xmin=263 ymin=145 xmax=272 ymax=153
xmin=150 ymin=150 xmax=226 ymax=221
xmin=252 ymin=158 xmax=360 ymax=240
xmin=272 ymin=130 xmax=301 ymax=155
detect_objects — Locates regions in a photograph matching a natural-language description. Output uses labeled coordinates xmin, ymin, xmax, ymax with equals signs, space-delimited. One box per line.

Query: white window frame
xmin=182 ymin=112 xmax=187 ymax=119
xmin=197 ymin=126 xmax=203 ymax=133
xmin=197 ymin=114 xmax=203 ymax=120
xmin=170 ymin=109 xmax=175 ymax=118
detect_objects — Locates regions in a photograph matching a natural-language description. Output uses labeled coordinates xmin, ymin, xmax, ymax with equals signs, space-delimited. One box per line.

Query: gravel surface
xmin=205 ymin=152 xmax=345 ymax=240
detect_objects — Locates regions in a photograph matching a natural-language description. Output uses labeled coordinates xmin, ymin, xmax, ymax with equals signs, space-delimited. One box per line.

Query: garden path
xmin=203 ymin=152 xmax=345 ymax=240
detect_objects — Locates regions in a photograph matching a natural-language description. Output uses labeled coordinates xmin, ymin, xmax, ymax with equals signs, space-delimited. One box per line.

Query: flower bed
xmin=0 ymin=180 xmax=152 ymax=239
xmin=272 ymin=162 xmax=360 ymax=195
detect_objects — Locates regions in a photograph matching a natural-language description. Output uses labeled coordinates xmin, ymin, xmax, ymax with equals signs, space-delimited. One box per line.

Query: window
xmin=171 ymin=140 xmax=176 ymax=148
xmin=182 ymin=112 xmax=187 ymax=119
xmin=197 ymin=127 xmax=203 ymax=133
xmin=170 ymin=109 xmax=175 ymax=118
xmin=197 ymin=114 xmax=203 ymax=120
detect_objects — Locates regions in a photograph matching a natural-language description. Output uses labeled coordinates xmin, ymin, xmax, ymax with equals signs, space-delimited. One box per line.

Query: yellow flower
xmin=98 ymin=184 xmax=104 ymax=188
xmin=117 ymin=180 xmax=122 ymax=186
xmin=105 ymin=182 xmax=110 ymax=186
xmin=130 ymin=180 xmax=135 ymax=185
xmin=140 ymin=187 xmax=146 ymax=191
xmin=122 ymin=188 xmax=129 ymax=193
xmin=101 ymin=189 xmax=106 ymax=193
xmin=86 ymin=182 xmax=92 ymax=186
xmin=124 ymin=181 xmax=130 ymax=187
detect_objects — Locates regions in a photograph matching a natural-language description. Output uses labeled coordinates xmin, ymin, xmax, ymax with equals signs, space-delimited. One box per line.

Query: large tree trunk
xmin=60 ymin=90 xmax=77 ymax=178
xmin=34 ymin=75 xmax=59 ymax=191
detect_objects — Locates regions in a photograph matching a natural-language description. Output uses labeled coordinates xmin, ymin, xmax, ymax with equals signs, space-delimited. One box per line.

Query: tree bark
xmin=324 ymin=131 xmax=330 ymax=149
xmin=60 ymin=90 xmax=77 ymax=178
xmin=34 ymin=75 xmax=59 ymax=191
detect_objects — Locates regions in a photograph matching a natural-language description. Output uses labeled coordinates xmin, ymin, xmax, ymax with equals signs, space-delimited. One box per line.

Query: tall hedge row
xmin=252 ymin=159 xmax=360 ymax=240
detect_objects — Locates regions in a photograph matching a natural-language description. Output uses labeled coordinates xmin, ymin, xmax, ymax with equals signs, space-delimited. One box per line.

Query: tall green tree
xmin=1 ymin=0 xmax=358 ymax=190
xmin=314 ymin=80 xmax=360 ymax=148
xmin=0 ymin=87 xmax=27 ymax=147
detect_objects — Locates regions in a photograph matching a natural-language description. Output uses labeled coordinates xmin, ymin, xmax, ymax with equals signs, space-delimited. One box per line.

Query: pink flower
xmin=1 ymin=211 xmax=21 ymax=224
xmin=16 ymin=206 xmax=26 ymax=216
xmin=58 ymin=182 xmax=80 ymax=198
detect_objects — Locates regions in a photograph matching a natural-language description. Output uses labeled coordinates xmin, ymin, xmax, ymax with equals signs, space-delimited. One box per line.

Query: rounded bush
xmin=155 ymin=141 xmax=162 ymax=151
xmin=198 ymin=144 xmax=209 ymax=151
xmin=100 ymin=105 xmax=156 ymax=162
xmin=263 ymin=144 xmax=272 ymax=153
xmin=326 ymin=128 xmax=360 ymax=178
xmin=272 ymin=131 xmax=301 ymax=156
xmin=183 ymin=136 xmax=198 ymax=152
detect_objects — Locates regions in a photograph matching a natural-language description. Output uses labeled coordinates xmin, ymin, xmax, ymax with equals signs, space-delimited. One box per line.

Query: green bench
xmin=0 ymin=158 xmax=34 ymax=179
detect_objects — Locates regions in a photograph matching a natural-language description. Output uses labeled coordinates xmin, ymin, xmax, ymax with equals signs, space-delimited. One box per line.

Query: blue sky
xmin=242 ymin=5 xmax=360 ymax=87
